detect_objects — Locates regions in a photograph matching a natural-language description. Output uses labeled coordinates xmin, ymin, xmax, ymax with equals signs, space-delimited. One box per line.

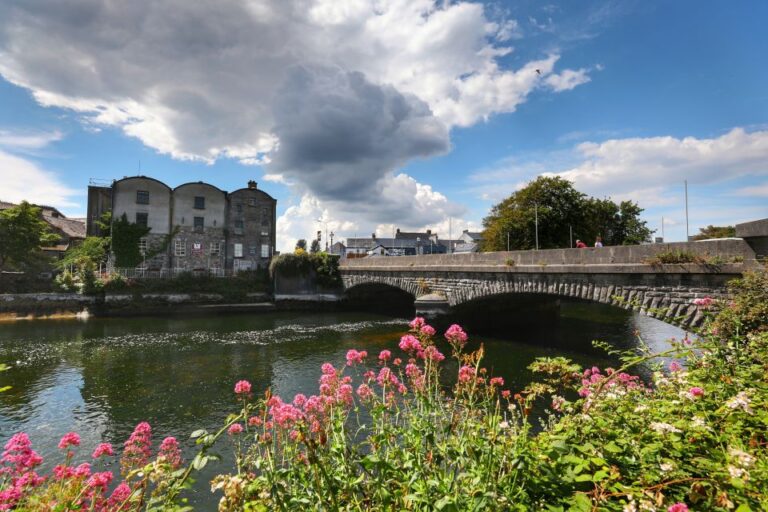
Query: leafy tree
xmin=691 ymin=225 xmax=736 ymax=240
xmin=310 ymin=239 xmax=321 ymax=253
xmin=0 ymin=201 xmax=57 ymax=271
xmin=111 ymin=213 xmax=150 ymax=268
xmin=481 ymin=177 xmax=653 ymax=251
xmin=59 ymin=236 xmax=109 ymax=272
xmin=295 ymin=239 xmax=307 ymax=252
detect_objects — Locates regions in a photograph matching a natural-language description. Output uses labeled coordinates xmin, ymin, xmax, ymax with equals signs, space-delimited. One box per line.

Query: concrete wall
xmin=171 ymin=183 xmax=227 ymax=270
xmin=736 ymin=218 xmax=768 ymax=260
xmin=112 ymin=177 xmax=171 ymax=235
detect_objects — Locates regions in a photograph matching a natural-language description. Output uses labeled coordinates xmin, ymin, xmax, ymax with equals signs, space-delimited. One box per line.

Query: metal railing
xmin=107 ymin=267 xmax=238 ymax=279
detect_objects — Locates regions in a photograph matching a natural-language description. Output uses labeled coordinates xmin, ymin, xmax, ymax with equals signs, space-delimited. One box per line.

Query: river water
xmin=0 ymin=303 xmax=684 ymax=507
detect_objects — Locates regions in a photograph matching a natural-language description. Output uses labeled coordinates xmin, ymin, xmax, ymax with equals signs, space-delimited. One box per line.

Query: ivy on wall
xmin=111 ymin=214 xmax=150 ymax=268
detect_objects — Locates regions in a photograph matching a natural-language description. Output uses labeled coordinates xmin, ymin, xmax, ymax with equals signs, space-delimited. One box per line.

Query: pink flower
xmin=345 ymin=349 xmax=367 ymax=366
xmin=458 ymin=365 xmax=475 ymax=383
xmin=378 ymin=350 xmax=392 ymax=362
xmin=409 ymin=317 xmax=426 ymax=330
xmin=668 ymin=504 xmax=689 ymax=512
xmin=87 ymin=471 xmax=113 ymax=491
xmin=248 ymin=416 xmax=262 ymax=426
xmin=669 ymin=361 xmax=682 ymax=372
xmin=159 ymin=437 xmax=183 ymax=469
xmin=692 ymin=297 xmax=714 ymax=308
xmin=228 ymin=423 xmax=244 ymax=436
xmin=501 ymin=390 xmax=511 ymax=399
xmin=399 ymin=334 xmax=422 ymax=354
xmin=108 ymin=482 xmax=132 ymax=508
xmin=689 ymin=387 xmax=704 ymax=399
xmin=74 ymin=462 xmax=91 ymax=478
xmin=420 ymin=324 xmax=436 ymax=336
xmin=234 ymin=380 xmax=252 ymax=395
xmin=356 ymin=384 xmax=373 ymax=400
xmin=2 ymin=433 xmax=43 ymax=475
xmin=393 ymin=358 xmax=402 ymax=366
xmin=444 ymin=324 xmax=468 ymax=347
xmin=422 ymin=345 xmax=445 ymax=362
xmin=121 ymin=422 xmax=152 ymax=473
xmin=489 ymin=377 xmax=504 ymax=387
xmin=91 ymin=443 xmax=114 ymax=459
xmin=58 ymin=432 xmax=80 ymax=450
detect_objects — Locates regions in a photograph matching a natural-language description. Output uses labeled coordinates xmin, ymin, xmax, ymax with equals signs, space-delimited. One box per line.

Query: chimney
xmin=247 ymin=180 xmax=257 ymax=189
xmin=372 ymin=233 xmax=376 ymax=240
xmin=426 ymin=229 xmax=432 ymax=235
xmin=396 ymin=228 xmax=400 ymax=234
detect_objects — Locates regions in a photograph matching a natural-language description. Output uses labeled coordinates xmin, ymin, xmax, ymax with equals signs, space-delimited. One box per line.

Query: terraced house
xmin=88 ymin=177 xmax=276 ymax=273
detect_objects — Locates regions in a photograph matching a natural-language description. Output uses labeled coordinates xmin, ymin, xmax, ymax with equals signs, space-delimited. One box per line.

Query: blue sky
xmin=0 ymin=0 xmax=766 ymax=250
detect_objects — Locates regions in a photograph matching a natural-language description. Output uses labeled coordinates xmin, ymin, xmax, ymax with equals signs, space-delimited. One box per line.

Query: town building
xmin=88 ymin=176 xmax=277 ymax=272
xmin=0 ymin=201 xmax=86 ymax=258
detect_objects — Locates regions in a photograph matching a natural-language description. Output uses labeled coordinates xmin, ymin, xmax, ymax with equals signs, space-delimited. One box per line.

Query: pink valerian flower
xmin=489 ymin=377 xmax=504 ymax=387
xmin=409 ymin=317 xmax=426 ymax=330
xmin=293 ymin=394 xmax=307 ymax=408
xmin=458 ymin=365 xmax=475 ymax=384
xmin=692 ymin=297 xmax=714 ymax=308
xmin=551 ymin=395 xmax=566 ymax=411
xmin=376 ymin=367 xmax=401 ymax=388
xmin=87 ymin=471 xmax=113 ymax=491
xmin=248 ymin=416 xmax=262 ymax=426
xmin=228 ymin=424 xmax=244 ymax=435
xmin=1 ymin=433 xmax=43 ymax=476
xmin=363 ymin=370 xmax=376 ymax=382
xmin=668 ymin=504 xmax=689 ymax=512
xmin=579 ymin=367 xmax=644 ymax=398
xmin=234 ymin=380 xmax=252 ymax=395
xmin=669 ymin=361 xmax=682 ymax=372
xmin=345 ymin=349 xmax=367 ymax=366
xmin=405 ymin=363 xmax=425 ymax=392
xmin=92 ymin=443 xmax=114 ymax=459
xmin=121 ymin=422 xmax=152 ymax=473
xmin=501 ymin=390 xmax=511 ymax=399
xmin=393 ymin=358 xmax=402 ymax=366
xmin=158 ymin=437 xmax=183 ymax=469
xmin=58 ymin=432 xmax=81 ymax=450
xmin=444 ymin=324 xmax=468 ymax=347
xmin=688 ymin=387 xmax=705 ymax=399
xmin=269 ymin=398 xmax=305 ymax=429
xmin=378 ymin=350 xmax=392 ymax=362
xmin=108 ymin=482 xmax=132 ymax=509
xmin=399 ymin=334 xmax=422 ymax=354
xmin=74 ymin=463 xmax=92 ymax=478
xmin=356 ymin=384 xmax=374 ymax=400
xmin=420 ymin=324 xmax=436 ymax=337
xmin=421 ymin=345 xmax=445 ymax=363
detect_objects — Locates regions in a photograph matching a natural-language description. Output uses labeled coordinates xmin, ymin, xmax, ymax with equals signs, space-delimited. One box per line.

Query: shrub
xmin=269 ymin=251 xmax=341 ymax=288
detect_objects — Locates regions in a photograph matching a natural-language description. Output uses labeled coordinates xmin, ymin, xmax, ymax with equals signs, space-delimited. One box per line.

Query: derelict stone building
xmin=88 ymin=176 xmax=276 ymax=272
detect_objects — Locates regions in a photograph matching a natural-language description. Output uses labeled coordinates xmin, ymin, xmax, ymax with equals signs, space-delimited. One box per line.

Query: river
xmin=0 ymin=302 xmax=685 ymax=507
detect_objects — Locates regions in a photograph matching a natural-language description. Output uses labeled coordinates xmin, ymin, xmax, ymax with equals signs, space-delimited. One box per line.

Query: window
xmin=135 ymin=212 xmax=148 ymax=227
xmin=249 ymin=245 xmax=257 ymax=256
xmin=210 ymin=241 xmax=221 ymax=256
xmin=261 ymin=207 xmax=269 ymax=226
xmin=261 ymin=230 xmax=269 ymax=237
xmin=194 ymin=196 xmax=205 ymax=209
xmin=234 ymin=219 xmax=244 ymax=235
xmin=248 ymin=198 xmax=256 ymax=206
xmin=193 ymin=216 xmax=204 ymax=232
xmin=234 ymin=243 xmax=243 ymax=258
xmin=138 ymin=238 xmax=147 ymax=255
xmin=136 ymin=190 xmax=149 ymax=204
xmin=235 ymin=203 xmax=243 ymax=213
xmin=261 ymin=244 xmax=270 ymax=258
xmin=174 ymin=240 xmax=186 ymax=257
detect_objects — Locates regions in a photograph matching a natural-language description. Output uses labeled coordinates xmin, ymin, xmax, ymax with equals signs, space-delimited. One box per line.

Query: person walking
xmin=594 ymin=236 xmax=603 ymax=248
xmin=575 ymin=239 xmax=587 ymax=248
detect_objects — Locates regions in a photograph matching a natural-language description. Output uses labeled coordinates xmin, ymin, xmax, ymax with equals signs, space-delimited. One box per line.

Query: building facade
xmin=89 ymin=176 xmax=277 ymax=272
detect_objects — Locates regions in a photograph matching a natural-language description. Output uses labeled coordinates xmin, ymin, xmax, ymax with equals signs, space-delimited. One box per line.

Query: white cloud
xmin=732 ymin=182 xmax=768 ymax=197
xmin=545 ymin=68 xmax=591 ymax=92
xmin=0 ymin=149 xmax=80 ymax=208
xmin=0 ymin=129 xmax=63 ymax=151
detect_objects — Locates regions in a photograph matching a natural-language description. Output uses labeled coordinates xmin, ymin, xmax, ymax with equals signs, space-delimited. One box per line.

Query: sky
xmin=0 ymin=0 xmax=766 ymax=251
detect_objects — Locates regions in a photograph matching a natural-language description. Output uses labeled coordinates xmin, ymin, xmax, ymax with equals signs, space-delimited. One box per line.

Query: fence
xmin=107 ymin=267 xmax=237 ymax=279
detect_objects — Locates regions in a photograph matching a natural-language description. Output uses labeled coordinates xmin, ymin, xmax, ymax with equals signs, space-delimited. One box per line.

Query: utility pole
xmin=507 ymin=232 xmax=510 ymax=252
xmin=534 ymin=202 xmax=539 ymax=251
xmin=569 ymin=225 xmax=573 ymax=248
xmin=684 ymin=180 xmax=689 ymax=241
xmin=448 ymin=217 xmax=452 ymax=254
xmin=661 ymin=216 xmax=665 ymax=242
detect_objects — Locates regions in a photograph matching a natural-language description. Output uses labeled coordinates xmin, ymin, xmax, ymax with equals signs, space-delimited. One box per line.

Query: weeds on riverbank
xmin=2 ymin=268 xmax=767 ymax=510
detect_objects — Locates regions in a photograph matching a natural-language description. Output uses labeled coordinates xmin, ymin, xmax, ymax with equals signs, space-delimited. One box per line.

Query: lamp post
xmin=316 ymin=218 xmax=329 ymax=251
xmin=534 ymin=202 xmax=539 ymax=251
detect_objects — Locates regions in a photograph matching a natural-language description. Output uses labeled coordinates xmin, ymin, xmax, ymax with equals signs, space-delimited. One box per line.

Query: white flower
xmin=634 ymin=405 xmax=649 ymax=413
xmin=498 ymin=421 xmax=510 ymax=430
xmin=623 ymin=499 xmax=638 ymax=512
xmin=726 ymin=391 xmax=754 ymax=414
xmin=690 ymin=416 xmax=709 ymax=429
xmin=659 ymin=462 xmax=674 ymax=473
xmin=728 ymin=465 xmax=748 ymax=479
xmin=728 ymin=447 xmax=755 ymax=468
xmin=650 ymin=422 xmax=682 ymax=434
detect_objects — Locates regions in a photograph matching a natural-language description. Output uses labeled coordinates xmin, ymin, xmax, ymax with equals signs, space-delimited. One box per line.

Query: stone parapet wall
xmin=341 ymin=239 xmax=759 ymax=270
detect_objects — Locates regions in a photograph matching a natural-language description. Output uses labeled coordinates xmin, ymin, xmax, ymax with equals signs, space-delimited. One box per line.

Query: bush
xmin=100 ymin=270 xmax=269 ymax=300
xmin=269 ymin=251 xmax=341 ymax=288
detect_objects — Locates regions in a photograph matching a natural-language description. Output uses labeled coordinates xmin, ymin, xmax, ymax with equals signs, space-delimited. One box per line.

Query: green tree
xmin=59 ymin=236 xmax=109 ymax=272
xmin=691 ymin=225 xmax=736 ymax=240
xmin=481 ymin=177 xmax=653 ymax=251
xmin=295 ymin=239 xmax=307 ymax=252
xmin=111 ymin=213 xmax=150 ymax=268
xmin=0 ymin=201 xmax=57 ymax=271
xmin=310 ymin=239 xmax=321 ymax=253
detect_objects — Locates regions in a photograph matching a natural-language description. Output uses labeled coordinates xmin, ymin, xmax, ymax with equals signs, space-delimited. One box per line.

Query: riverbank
xmin=0 ymin=291 xmax=351 ymax=320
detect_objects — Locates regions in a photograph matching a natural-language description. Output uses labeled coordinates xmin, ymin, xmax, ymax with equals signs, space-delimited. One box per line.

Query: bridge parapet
xmin=341 ymin=239 xmax=759 ymax=271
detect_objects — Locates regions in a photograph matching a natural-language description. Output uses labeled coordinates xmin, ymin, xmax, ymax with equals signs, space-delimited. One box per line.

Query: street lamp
xmin=316 ymin=218 xmax=329 ymax=251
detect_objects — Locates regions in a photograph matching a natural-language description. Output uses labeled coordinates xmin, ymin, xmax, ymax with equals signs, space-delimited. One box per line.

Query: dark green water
xmin=0 ymin=304 xmax=684 ymax=507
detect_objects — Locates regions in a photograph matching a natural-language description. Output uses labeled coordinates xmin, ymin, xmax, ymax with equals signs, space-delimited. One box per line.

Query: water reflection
xmin=0 ymin=306 xmax=685 ymax=507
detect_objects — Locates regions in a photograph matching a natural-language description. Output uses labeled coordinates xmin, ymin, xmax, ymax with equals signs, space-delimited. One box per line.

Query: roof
xmin=395 ymin=230 xmax=437 ymax=240
xmin=462 ymin=231 xmax=483 ymax=241
xmin=346 ymin=237 xmax=419 ymax=249
xmin=454 ymin=242 xmax=479 ymax=253
xmin=0 ymin=201 xmax=86 ymax=239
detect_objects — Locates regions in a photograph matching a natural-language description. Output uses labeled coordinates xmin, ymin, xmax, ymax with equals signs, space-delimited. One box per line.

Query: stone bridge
xmin=340 ymin=239 xmax=763 ymax=329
